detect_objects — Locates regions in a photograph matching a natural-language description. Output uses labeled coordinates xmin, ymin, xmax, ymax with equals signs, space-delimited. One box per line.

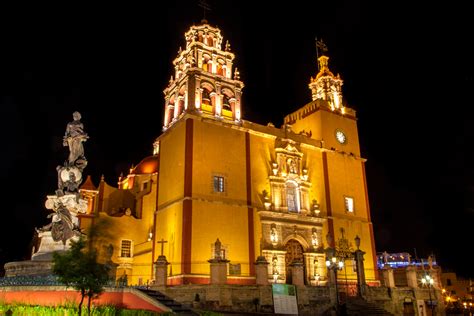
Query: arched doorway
xmin=285 ymin=239 xmax=305 ymax=284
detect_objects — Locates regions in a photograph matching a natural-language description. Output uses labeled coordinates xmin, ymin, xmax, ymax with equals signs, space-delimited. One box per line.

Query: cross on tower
xmin=315 ymin=37 xmax=329 ymax=70
xmin=157 ymin=238 xmax=168 ymax=256
xmin=198 ymin=0 xmax=211 ymax=22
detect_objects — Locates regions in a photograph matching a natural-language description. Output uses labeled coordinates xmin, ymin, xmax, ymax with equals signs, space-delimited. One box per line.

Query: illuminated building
xmin=79 ymin=20 xmax=379 ymax=287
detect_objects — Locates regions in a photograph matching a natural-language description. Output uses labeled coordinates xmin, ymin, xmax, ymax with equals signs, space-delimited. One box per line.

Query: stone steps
xmin=345 ymin=298 xmax=394 ymax=315
xmin=137 ymin=288 xmax=199 ymax=315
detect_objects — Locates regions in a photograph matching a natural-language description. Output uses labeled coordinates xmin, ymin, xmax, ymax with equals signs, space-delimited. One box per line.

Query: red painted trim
xmin=362 ymin=161 xmax=379 ymax=280
xmin=322 ymin=152 xmax=335 ymax=246
xmin=151 ymin=152 xmax=161 ymax=277
xmin=245 ymin=132 xmax=255 ymax=276
xmin=227 ymin=277 xmax=256 ymax=285
xmin=182 ymin=119 xmax=194 ymax=274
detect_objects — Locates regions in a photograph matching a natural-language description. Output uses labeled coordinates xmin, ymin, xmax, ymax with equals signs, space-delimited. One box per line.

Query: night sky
xmin=1 ymin=2 xmax=472 ymax=277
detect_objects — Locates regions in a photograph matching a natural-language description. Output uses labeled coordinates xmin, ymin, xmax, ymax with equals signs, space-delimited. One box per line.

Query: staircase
xmin=137 ymin=288 xmax=199 ymax=315
xmin=345 ymin=297 xmax=394 ymax=315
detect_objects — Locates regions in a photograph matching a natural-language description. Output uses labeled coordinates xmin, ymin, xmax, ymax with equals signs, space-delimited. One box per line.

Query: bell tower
xmin=308 ymin=55 xmax=344 ymax=112
xmin=162 ymin=21 xmax=244 ymax=130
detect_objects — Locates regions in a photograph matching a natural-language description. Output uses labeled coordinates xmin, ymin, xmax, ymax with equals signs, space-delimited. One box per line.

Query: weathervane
xmin=315 ymin=37 xmax=329 ymax=70
xmin=198 ymin=0 xmax=211 ymax=22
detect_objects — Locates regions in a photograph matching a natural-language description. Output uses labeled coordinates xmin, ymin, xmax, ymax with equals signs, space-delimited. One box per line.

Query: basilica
xmin=78 ymin=20 xmax=378 ymax=288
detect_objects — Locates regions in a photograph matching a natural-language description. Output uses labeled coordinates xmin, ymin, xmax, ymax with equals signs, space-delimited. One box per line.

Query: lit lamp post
xmin=421 ymin=274 xmax=435 ymax=315
xmin=326 ymin=255 xmax=344 ymax=310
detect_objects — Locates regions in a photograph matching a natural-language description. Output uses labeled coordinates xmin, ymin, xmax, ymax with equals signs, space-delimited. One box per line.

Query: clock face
xmin=335 ymin=129 xmax=347 ymax=144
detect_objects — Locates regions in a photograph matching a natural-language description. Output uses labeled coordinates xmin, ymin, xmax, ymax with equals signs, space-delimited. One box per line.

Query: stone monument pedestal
xmin=382 ymin=264 xmax=395 ymax=288
xmin=255 ymin=256 xmax=269 ymax=285
xmin=208 ymin=259 xmax=229 ymax=285
xmin=154 ymin=255 xmax=169 ymax=286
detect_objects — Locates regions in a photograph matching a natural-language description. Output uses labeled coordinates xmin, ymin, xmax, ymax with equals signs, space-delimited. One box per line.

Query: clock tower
xmin=284 ymin=53 xmax=378 ymax=281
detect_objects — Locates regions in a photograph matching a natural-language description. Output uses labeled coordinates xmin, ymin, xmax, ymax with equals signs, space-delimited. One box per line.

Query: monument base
xmin=3 ymin=231 xmax=77 ymax=277
xmin=4 ymin=260 xmax=53 ymax=277
xmin=31 ymin=231 xmax=76 ymax=261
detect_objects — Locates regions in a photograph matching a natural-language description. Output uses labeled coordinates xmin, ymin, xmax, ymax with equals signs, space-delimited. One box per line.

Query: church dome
xmin=131 ymin=155 xmax=159 ymax=174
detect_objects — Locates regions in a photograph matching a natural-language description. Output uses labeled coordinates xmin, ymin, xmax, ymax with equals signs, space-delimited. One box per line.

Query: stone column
xmin=354 ymin=249 xmax=367 ymax=296
xmin=290 ymin=261 xmax=305 ymax=286
xmin=382 ymin=264 xmax=395 ymax=288
xmin=209 ymin=259 xmax=229 ymax=285
xmin=154 ymin=255 xmax=169 ymax=287
xmin=255 ymin=256 xmax=269 ymax=285
xmin=406 ymin=265 xmax=418 ymax=288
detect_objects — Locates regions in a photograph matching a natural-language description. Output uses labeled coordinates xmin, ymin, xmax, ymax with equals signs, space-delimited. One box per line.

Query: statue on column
xmin=56 ymin=111 xmax=89 ymax=197
xmin=63 ymin=111 xmax=88 ymax=169
xmin=34 ymin=112 xmax=89 ymax=253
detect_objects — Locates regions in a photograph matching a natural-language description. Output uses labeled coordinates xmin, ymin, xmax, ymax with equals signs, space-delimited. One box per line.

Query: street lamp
xmin=421 ymin=273 xmax=435 ymax=315
xmin=326 ymin=256 xmax=344 ymax=310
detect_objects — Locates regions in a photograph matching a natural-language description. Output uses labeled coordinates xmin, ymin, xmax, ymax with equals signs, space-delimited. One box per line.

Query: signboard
xmin=272 ymin=284 xmax=298 ymax=315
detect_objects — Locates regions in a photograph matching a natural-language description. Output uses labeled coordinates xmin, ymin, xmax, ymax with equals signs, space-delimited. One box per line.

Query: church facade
xmin=79 ymin=21 xmax=379 ymax=288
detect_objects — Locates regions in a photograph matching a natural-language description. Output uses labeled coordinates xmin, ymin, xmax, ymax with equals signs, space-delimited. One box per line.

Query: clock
xmin=335 ymin=129 xmax=347 ymax=144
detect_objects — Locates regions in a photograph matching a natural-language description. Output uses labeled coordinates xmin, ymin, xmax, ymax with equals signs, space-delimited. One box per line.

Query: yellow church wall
xmin=248 ymin=133 xmax=274 ymax=206
xmin=192 ymin=119 xmax=247 ymax=202
xmin=290 ymin=108 xmax=323 ymax=145
xmin=190 ymin=119 xmax=250 ymax=275
xmin=155 ymin=120 xmax=187 ymax=277
xmin=158 ymin=120 xmax=186 ymax=205
xmin=155 ymin=202 xmax=183 ymax=276
xmin=303 ymin=147 xmax=326 ymax=215
xmin=319 ymin=110 xmax=360 ymax=156
xmin=289 ymin=108 xmax=360 ymax=157
xmin=89 ymin=212 xmax=153 ymax=285
xmin=101 ymin=181 xmax=118 ymax=212
xmin=191 ymin=200 xmax=250 ymax=275
xmin=328 ymin=217 xmax=376 ymax=281
xmin=247 ymin=133 xmax=272 ymax=260
xmin=138 ymin=174 xmax=158 ymax=236
xmin=326 ymin=152 xmax=367 ymax=219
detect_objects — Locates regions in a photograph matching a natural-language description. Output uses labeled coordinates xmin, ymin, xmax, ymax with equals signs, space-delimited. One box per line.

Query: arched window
xmin=286 ymin=182 xmax=299 ymax=212
xmin=202 ymin=89 xmax=211 ymax=106
xmin=207 ymin=36 xmax=214 ymax=47
xmin=202 ymin=55 xmax=211 ymax=72
xmin=217 ymin=59 xmax=225 ymax=76
xmin=222 ymin=95 xmax=231 ymax=110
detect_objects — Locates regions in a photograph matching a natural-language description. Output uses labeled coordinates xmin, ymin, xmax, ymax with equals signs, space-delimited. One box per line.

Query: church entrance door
xmin=285 ymin=239 xmax=305 ymax=284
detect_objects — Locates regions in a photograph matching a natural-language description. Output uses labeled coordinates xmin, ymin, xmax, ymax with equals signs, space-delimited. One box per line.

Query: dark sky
xmin=1 ymin=2 xmax=472 ymax=277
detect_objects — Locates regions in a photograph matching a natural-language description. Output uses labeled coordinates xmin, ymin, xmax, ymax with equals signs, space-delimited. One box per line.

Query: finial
xmin=169 ymin=76 xmax=174 ymax=84
xmin=225 ymin=40 xmax=231 ymax=51
xmin=101 ymin=174 xmax=105 ymax=181
xmin=315 ymin=37 xmax=328 ymax=70
xmin=178 ymin=46 xmax=182 ymax=54
xmin=233 ymin=67 xmax=240 ymax=80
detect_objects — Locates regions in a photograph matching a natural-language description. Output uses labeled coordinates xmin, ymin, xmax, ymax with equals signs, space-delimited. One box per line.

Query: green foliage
xmin=53 ymin=236 xmax=111 ymax=315
xmin=0 ymin=303 xmax=160 ymax=315
xmin=53 ymin=236 xmax=110 ymax=293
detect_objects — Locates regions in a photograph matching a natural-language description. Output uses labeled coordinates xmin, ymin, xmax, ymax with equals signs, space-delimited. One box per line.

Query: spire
xmin=308 ymin=41 xmax=345 ymax=113
xmin=162 ymin=22 xmax=244 ymax=131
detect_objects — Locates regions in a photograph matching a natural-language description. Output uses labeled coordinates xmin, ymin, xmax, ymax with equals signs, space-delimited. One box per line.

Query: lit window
xmin=121 ymin=240 xmax=132 ymax=258
xmin=213 ymin=176 xmax=225 ymax=192
xmin=286 ymin=182 xmax=299 ymax=212
xmin=344 ymin=197 xmax=354 ymax=213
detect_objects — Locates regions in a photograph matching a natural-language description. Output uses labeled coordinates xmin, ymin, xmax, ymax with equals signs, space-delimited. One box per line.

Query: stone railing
xmin=0 ymin=275 xmax=61 ymax=287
